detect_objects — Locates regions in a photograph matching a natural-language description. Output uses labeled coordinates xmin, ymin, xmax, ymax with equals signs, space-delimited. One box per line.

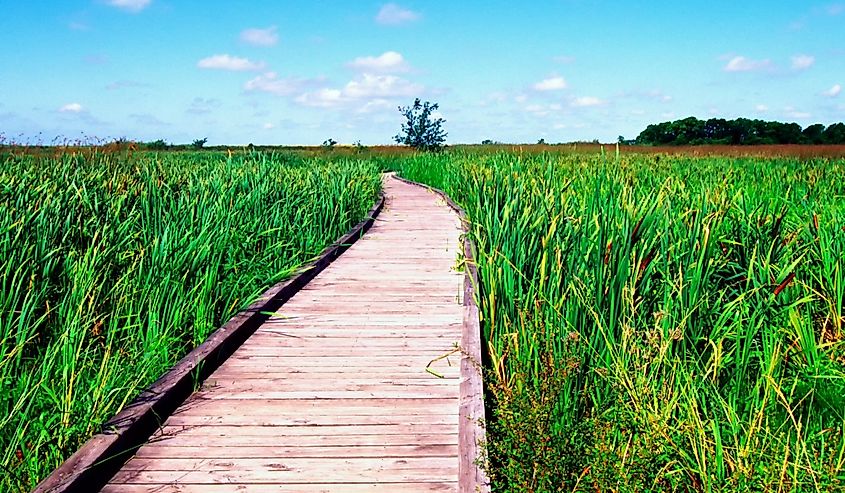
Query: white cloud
xmin=59 ymin=103 xmax=84 ymax=113
xmin=791 ymin=54 xmax=815 ymax=70
xmin=571 ymin=96 xmax=604 ymax=107
xmin=240 ymin=26 xmax=278 ymax=47
xmin=525 ymin=104 xmax=547 ymax=114
xmin=296 ymin=73 xmax=423 ymax=109
xmin=358 ymin=99 xmax=394 ymax=114
xmin=822 ymin=83 xmax=842 ymax=97
xmin=244 ymin=72 xmax=315 ymax=96
xmin=828 ymin=3 xmax=844 ymax=15
xmin=197 ymin=54 xmax=264 ymax=71
xmin=755 ymin=104 xmax=769 ymax=112
xmin=344 ymin=73 xmax=421 ymax=99
xmin=784 ymin=106 xmax=811 ymax=119
xmin=263 ymin=122 xmax=275 ymax=130
xmin=105 ymin=0 xmax=151 ymax=13
xmin=376 ymin=3 xmax=420 ymax=25
xmin=532 ymin=76 xmax=568 ymax=91
xmin=649 ymin=91 xmax=672 ymax=102
xmin=296 ymin=88 xmax=344 ymax=108
xmin=723 ymin=55 xmax=772 ymax=72
xmin=347 ymin=51 xmax=410 ymax=73
xmin=552 ymin=55 xmax=576 ymax=64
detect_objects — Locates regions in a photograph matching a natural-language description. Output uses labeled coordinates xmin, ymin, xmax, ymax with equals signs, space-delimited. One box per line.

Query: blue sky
xmin=1 ymin=1 xmax=843 ymax=145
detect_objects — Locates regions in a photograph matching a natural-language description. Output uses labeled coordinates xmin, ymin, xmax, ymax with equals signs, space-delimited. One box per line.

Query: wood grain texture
xmin=93 ymin=175 xmax=484 ymax=492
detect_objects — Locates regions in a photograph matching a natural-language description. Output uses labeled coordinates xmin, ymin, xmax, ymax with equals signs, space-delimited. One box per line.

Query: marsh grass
xmin=393 ymin=151 xmax=845 ymax=492
xmin=0 ymin=149 xmax=380 ymax=490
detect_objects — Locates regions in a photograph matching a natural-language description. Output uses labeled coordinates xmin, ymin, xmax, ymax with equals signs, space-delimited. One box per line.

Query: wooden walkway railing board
xmin=94 ymin=175 xmax=481 ymax=492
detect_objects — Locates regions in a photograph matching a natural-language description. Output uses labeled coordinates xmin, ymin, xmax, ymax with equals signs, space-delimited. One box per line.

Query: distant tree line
xmin=635 ymin=117 xmax=845 ymax=145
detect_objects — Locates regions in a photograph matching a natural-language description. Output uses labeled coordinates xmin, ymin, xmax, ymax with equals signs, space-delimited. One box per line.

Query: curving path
xmin=98 ymin=175 xmax=479 ymax=492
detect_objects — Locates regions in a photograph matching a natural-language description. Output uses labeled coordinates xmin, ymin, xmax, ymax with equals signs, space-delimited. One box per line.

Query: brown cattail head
xmin=639 ymin=246 xmax=658 ymax=275
xmin=771 ymin=206 xmax=787 ymax=239
xmin=631 ymin=216 xmax=645 ymax=245
xmin=773 ymin=272 xmax=796 ymax=297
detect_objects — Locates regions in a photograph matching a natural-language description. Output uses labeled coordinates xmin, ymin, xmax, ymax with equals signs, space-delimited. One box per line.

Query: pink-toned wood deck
xmin=103 ymin=175 xmax=470 ymax=492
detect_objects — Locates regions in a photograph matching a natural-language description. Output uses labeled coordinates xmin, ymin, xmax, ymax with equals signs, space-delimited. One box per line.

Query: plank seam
xmin=33 ymin=192 xmax=386 ymax=493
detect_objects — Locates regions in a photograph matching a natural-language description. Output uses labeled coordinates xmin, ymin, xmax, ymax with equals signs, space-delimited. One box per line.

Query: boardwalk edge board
xmin=33 ymin=193 xmax=386 ymax=493
xmin=392 ymin=173 xmax=492 ymax=493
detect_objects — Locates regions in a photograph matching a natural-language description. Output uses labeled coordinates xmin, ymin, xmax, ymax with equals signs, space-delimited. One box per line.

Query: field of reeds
xmin=391 ymin=151 xmax=845 ymax=492
xmin=0 ymin=149 xmax=381 ymax=491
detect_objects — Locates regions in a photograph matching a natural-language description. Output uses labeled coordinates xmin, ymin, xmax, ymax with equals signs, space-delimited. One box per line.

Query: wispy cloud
xmin=620 ymin=89 xmax=672 ymax=102
xmin=523 ymin=102 xmax=564 ymax=117
xmin=244 ymin=73 xmax=319 ymax=96
xmin=105 ymin=0 xmax=151 ymax=13
xmin=197 ymin=54 xmax=265 ymax=71
xmin=532 ymin=76 xmax=567 ymax=91
xmin=106 ymin=80 xmax=148 ymax=90
xmin=822 ymin=83 xmax=842 ymax=97
xmin=827 ymin=3 xmax=844 ymax=15
xmin=347 ymin=51 xmax=410 ymax=73
xmin=240 ymin=26 xmax=278 ymax=47
xmin=784 ymin=106 xmax=811 ymax=119
xmin=375 ymin=3 xmax=421 ymax=25
xmin=186 ymin=97 xmax=221 ymax=115
xmin=130 ymin=113 xmax=169 ymax=126
xmin=723 ymin=55 xmax=773 ymax=72
xmin=59 ymin=103 xmax=84 ymax=113
xmin=571 ymin=96 xmax=605 ymax=107
xmin=755 ymin=104 xmax=769 ymax=112
xmin=791 ymin=54 xmax=815 ymax=70
xmin=552 ymin=55 xmax=576 ymax=64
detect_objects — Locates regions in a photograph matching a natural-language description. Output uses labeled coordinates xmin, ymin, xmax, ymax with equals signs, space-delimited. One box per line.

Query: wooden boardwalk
xmin=99 ymin=175 xmax=478 ymax=492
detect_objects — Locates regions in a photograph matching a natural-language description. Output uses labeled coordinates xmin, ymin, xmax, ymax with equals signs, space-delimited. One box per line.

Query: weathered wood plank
xmin=183 ymin=390 xmax=460 ymax=400
xmin=146 ymin=433 xmax=458 ymax=447
xmin=209 ymin=368 xmax=460 ymax=378
xmin=102 ymin=483 xmax=458 ymax=493
xmin=197 ymin=380 xmax=460 ymax=392
xmin=175 ymin=397 xmax=458 ymax=409
xmin=133 ymin=444 xmax=459 ymax=459
xmin=110 ymin=469 xmax=457 ymax=485
xmin=151 ymin=423 xmax=459 ymax=437
xmin=164 ymin=414 xmax=457 ymax=426
xmin=117 ymin=456 xmax=457 ymax=473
